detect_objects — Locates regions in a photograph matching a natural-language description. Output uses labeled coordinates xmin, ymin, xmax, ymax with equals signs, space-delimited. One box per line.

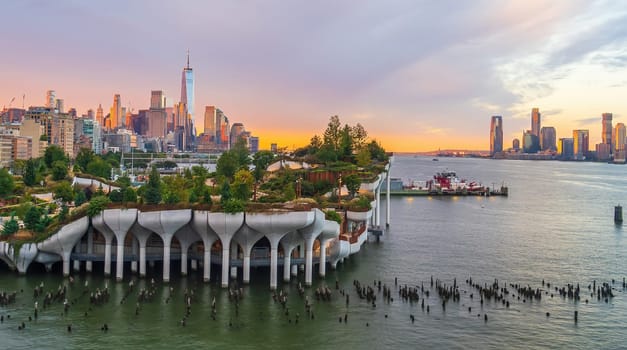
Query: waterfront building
xmin=602 ymin=113 xmax=613 ymax=149
xmin=558 ymin=138 xmax=574 ymax=160
xmin=512 ymin=138 xmax=520 ymax=151
xmin=271 ymin=143 xmax=278 ymax=153
xmin=230 ymin=122 xmax=246 ymax=148
xmin=0 ymin=108 xmax=25 ymax=124
xmin=614 ymin=122 xmax=626 ymax=152
xmin=595 ymin=143 xmax=611 ymax=161
xmin=540 ymin=126 xmax=556 ymax=151
xmin=573 ymin=129 xmax=589 ymax=160
xmin=522 ymin=130 xmax=539 ymax=153
xmin=489 ymin=116 xmax=503 ymax=156
xmin=147 ymin=109 xmax=167 ymax=138
xmin=216 ymin=109 xmax=230 ymax=148
xmin=531 ymin=108 xmax=541 ymax=137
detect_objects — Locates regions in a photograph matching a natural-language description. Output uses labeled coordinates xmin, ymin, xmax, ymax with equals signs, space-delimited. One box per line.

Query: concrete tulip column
xmin=103 ymin=209 xmax=138 ymax=281
xmin=375 ymin=184 xmax=381 ymax=226
xmin=207 ymin=212 xmax=244 ymax=288
xmin=247 ymin=211 xmax=315 ymax=290
xmin=91 ymin=214 xmax=115 ymax=277
xmin=233 ymin=225 xmax=264 ymax=284
xmin=130 ymin=223 xmax=152 ymax=278
xmin=138 ymin=210 xmax=191 ymax=282
xmin=298 ymin=209 xmax=325 ymax=287
xmin=15 ymin=243 xmax=38 ymax=275
xmin=191 ymin=211 xmax=219 ymax=283
xmin=318 ymin=220 xmax=340 ymax=277
xmin=173 ymin=225 xmax=202 ymax=276
xmin=131 ymin=237 xmax=138 ymax=273
xmin=279 ymin=231 xmax=302 ymax=282
xmin=86 ymin=226 xmax=94 ymax=272
xmin=37 ymin=216 xmax=89 ymax=277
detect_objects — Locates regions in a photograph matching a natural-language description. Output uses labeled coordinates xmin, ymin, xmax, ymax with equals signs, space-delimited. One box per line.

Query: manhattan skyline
xmin=2 ymin=1 xmax=627 ymax=151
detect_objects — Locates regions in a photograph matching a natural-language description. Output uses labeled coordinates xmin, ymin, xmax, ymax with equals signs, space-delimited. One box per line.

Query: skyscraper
xmin=96 ymin=104 xmax=103 ymax=127
xmin=204 ymin=106 xmax=216 ymax=139
xmin=614 ymin=122 xmax=626 ymax=152
xmin=150 ymin=90 xmax=165 ymax=109
xmin=531 ymin=108 xmax=541 ymax=137
xmin=540 ymin=126 xmax=556 ymax=151
xmin=573 ymin=129 xmax=589 ymax=160
xmin=110 ymin=94 xmax=121 ymax=129
xmin=46 ymin=90 xmax=56 ymax=108
xmin=602 ymin=112 xmax=613 ymax=147
xmin=181 ymin=51 xmax=194 ymax=130
xmin=489 ymin=116 xmax=503 ymax=156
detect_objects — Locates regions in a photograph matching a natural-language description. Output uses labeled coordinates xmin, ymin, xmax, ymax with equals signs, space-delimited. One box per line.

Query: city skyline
xmin=3 ymin=1 xmax=627 ymax=151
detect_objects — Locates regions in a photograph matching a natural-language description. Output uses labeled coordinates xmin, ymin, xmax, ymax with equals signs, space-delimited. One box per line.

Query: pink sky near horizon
xmin=2 ymin=1 xmax=627 ymax=152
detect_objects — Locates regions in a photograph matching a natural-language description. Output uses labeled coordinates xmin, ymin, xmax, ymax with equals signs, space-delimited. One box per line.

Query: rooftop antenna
xmin=186 ymin=49 xmax=190 ymax=69
xmin=22 ymin=94 xmax=25 ymax=109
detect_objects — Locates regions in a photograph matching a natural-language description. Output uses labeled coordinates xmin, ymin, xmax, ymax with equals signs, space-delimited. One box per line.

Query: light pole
xmin=337 ymin=173 xmax=342 ymax=207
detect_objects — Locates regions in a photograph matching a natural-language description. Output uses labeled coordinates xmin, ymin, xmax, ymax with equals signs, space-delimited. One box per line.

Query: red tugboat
xmin=426 ymin=171 xmax=485 ymax=194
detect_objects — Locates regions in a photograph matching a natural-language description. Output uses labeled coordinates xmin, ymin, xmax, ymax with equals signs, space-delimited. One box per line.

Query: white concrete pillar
xmin=230 ymin=242 xmax=238 ymax=279
xmin=191 ymin=259 xmax=198 ymax=271
xmin=283 ymin=255 xmax=291 ymax=282
xmin=305 ymin=238 xmax=314 ymax=286
xmin=163 ymin=244 xmax=171 ymax=282
xmin=73 ymin=260 xmax=80 ymax=272
xmin=319 ymin=240 xmax=328 ymax=277
xmin=181 ymin=250 xmax=188 ymax=276
xmin=139 ymin=244 xmax=146 ymax=277
xmin=270 ymin=246 xmax=278 ymax=290
xmin=104 ymin=239 xmax=112 ymax=277
xmin=203 ymin=249 xmax=211 ymax=282
xmin=386 ymin=171 xmax=391 ymax=227
xmin=375 ymin=186 xmax=381 ymax=226
xmin=243 ymin=254 xmax=251 ymax=284
xmin=86 ymin=228 xmax=93 ymax=272
xmin=116 ymin=240 xmax=125 ymax=281
xmin=131 ymin=237 xmax=138 ymax=273
xmin=291 ymin=264 xmax=298 ymax=277
xmin=62 ymin=252 xmax=71 ymax=277
xmin=221 ymin=247 xmax=229 ymax=288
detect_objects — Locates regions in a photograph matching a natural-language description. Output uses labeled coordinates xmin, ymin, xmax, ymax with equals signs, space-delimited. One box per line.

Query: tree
xmin=123 ymin=187 xmax=137 ymax=203
xmin=356 ymin=147 xmax=372 ymax=167
xmin=220 ymin=181 xmax=232 ymax=204
xmin=309 ymin=135 xmax=323 ymax=153
xmin=74 ymin=190 xmax=87 ymax=207
xmin=216 ymin=151 xmax=239 ymax=180
xmin=87 ymin=195 xmax=111 ymax=217
xmin=44 ymin=145 xmax=66 ymax=168
xmin=223 ymin=198 xmax=245 ymax=213
xmin=231 ymin=138 xmax=251 ymax=169
xmin=1 ymin=214 xmax=19 ymax=236
xmin=143 ymin=167 xmax=162 ymax=204
xmin=323 ymin=115 xmax=342 ymax=152
xmin=23 ymin=158 xmax=37 ymax=187
xmin=252 ymin=150 xmax=275 ymax=200
xmin=109 ymin=189 xmax=124 ymax=203
xmin=344 ymin=174 xmax=361 ymax=198
xmin=58 ymin=204 xmax=69 ymax=222
xmin=51 ymin=160 xmax=68 ymax=181
xmin=232 ymin=169 xmax=254 ymax=201
xmin=24 ymin=205 xmax=43 ymax=231
xmin=75 ymin=148 xmax=95 ymax=172
xmin=367 ymin=140 xmax=387 ymax=161
xmin=351 ymin=123 xmax=368 ymax=150
xmin=86 ymin=158 xmax=112 ymax=179
xmin=0 ymin=168 xmax=15 ymax=199
xmin=339 ymin=124 xmax=354 ymax=160
xmin=162 ymin=174 xmax=187 ymax=204
xmin=283 ymin=182 xmax=296 ymax=201
xmin=115 ymin=175 xmax=131 ymax=189
xmin=53 ymin=181 xmax=75 ymax=203
xmin=191 ymin=165 xmax=209 ymax=180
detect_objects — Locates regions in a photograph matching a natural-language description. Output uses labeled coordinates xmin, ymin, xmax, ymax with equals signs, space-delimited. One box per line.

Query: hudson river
xmin=1 ymin=155 xmax=626 ymax=349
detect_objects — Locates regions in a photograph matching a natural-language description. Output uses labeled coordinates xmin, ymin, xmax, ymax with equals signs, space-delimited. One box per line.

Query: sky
xmin=2 ymin=0 xmax=627 ymax=152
